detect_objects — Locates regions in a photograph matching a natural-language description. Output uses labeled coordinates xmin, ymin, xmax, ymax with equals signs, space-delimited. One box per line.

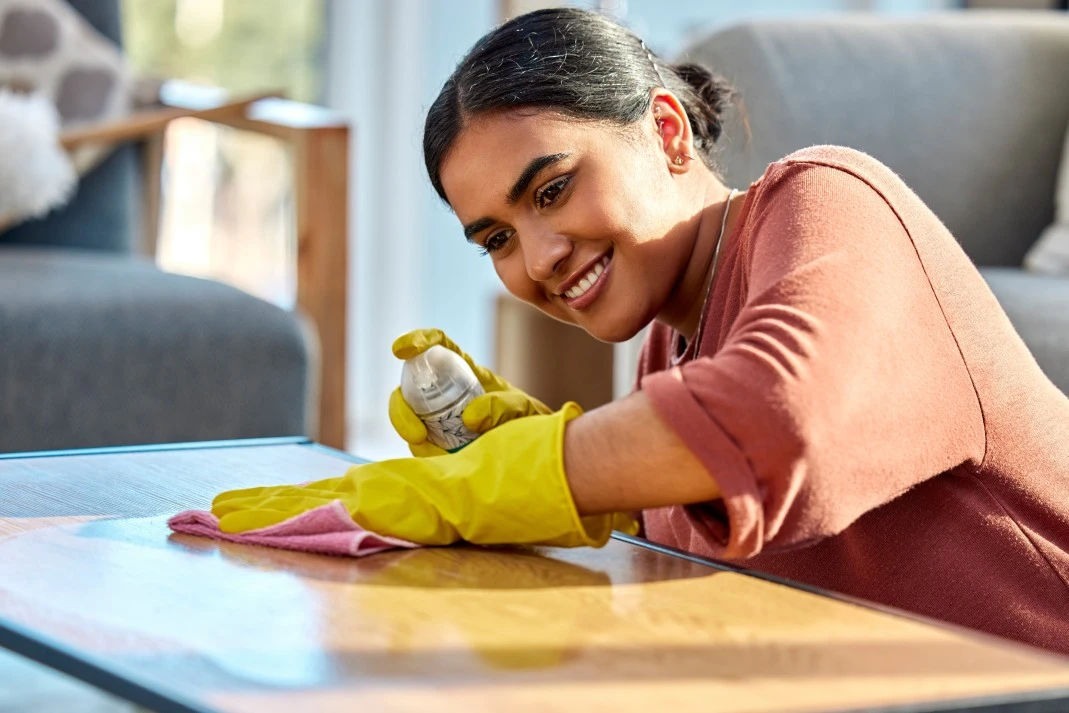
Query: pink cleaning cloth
xmin=167 ymin=500 xmax=419 ymax=557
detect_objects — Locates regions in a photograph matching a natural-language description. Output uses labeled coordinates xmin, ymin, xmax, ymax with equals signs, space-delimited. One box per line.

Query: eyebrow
xmin=462 ymin=152 xmax=571 ymax=241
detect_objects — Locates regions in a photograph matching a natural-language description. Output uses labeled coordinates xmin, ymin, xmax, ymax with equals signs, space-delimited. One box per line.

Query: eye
xmin=535 ymin=175 xmax=572 ymax=210
xmin=478 ymin=229 xmax=515 ymax=256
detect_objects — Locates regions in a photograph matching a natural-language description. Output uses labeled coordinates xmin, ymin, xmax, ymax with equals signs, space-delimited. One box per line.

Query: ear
xmin=649 ymin=89 xmax=695 ymax=173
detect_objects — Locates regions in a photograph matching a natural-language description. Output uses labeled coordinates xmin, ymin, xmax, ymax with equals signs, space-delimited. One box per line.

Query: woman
xmin=213 ymin=9 xmax=1069 ymax=654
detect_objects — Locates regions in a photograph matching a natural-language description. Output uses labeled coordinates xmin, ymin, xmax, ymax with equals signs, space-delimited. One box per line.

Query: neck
xmin=657 ymin=179 xmax=737 ymax=340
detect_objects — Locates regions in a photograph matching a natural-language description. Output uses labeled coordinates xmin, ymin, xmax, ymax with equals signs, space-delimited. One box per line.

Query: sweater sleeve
xmin=640 ymin=161 xmax=985 ymax=559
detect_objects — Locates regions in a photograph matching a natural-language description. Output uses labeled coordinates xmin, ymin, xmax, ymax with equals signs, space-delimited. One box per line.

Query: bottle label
xmin=423 ymin=399 xmax=480 ymax=451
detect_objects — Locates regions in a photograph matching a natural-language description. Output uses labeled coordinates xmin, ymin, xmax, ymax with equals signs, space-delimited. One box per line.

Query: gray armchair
xmin=0 ymin=0 xmax=348 ymax=452
xmin=683 ymin=11 xmax=1069 ymax=393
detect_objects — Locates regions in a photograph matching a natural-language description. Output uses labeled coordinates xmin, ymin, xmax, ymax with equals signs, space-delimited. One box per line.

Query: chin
xmin=532 ymin=296 xmax=651 ymax=343
xmin=580 ymin=316 xmax=649 ymax=344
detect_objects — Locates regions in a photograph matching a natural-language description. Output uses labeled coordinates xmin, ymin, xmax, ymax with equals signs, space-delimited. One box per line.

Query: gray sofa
xmin=684 ymin=12 xmax=1069 ymax=394
xmin=0 ymin=0 xmax=311 ymax=453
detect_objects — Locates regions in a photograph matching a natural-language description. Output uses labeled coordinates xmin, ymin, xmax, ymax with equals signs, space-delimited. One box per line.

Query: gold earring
xmin=674 ymin=155 xmax=684 ymax=165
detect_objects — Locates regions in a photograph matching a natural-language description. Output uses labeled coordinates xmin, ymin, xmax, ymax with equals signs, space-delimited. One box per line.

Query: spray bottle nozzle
xmin=400 ymin=345 xmax=482 ymax=418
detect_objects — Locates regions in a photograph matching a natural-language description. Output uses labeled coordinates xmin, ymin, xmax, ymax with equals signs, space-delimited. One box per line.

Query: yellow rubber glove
xmin=211 ymin=403 xmax=632 ymax=547
xmin=388 ymin=328 xmax=551 ymax=457
xmin=389 ymin=329 xmax=640 ymax=537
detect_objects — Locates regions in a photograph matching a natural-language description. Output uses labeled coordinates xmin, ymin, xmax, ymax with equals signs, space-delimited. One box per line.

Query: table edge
xmin=619 ymin=535 xmax=1069 ymax=711
xmin=0 ymin=616 xmax=216 ymax=713
xmin=0 ymin=436 xmax=314 ymax=461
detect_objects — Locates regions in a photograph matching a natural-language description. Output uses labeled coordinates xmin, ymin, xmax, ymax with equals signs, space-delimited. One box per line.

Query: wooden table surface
xmin=1 ymin=439 xmax=1068 ymax=713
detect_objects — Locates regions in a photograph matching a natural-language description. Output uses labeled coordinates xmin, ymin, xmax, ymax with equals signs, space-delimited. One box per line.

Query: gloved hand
xmin=212 ymin=403 xmax=634 ymax=547
xmin=388 ymin=328 xmax=551 ymax=457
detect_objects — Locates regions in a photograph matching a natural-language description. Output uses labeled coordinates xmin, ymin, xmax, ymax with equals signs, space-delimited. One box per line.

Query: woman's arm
xmin=564 ymin=390 xmax=720 ymax=515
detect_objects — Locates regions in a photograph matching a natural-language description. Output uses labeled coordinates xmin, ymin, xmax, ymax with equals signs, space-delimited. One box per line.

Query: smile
xmin=562 ymin=252 xmax=612 ymax=310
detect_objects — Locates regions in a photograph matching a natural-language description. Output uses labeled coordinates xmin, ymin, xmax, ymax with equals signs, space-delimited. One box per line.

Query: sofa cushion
xmin=0 ymin=247 xmax=310 ymax=452
xmin=981 ymin=267 xmax=1069 ymax=395
xmin=683 ymin=13 xmax=1069 ymax=267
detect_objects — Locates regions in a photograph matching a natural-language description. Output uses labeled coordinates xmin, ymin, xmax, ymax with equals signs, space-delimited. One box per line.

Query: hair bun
xmin=670 ymin=62 xmax=734 ymax=144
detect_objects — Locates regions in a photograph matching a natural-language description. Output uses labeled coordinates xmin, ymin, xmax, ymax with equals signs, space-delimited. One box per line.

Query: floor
xmin=0 ymin=647 xmax=138 ymax=713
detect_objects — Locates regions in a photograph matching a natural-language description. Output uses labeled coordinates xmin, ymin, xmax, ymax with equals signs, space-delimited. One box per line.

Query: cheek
xmin=493 ymin=256 xmax=533 ymax=299
xmin=579 ymin=158 xmax=667 ymax=247
xmin=492 ymin=254 xmax=575 ymax=324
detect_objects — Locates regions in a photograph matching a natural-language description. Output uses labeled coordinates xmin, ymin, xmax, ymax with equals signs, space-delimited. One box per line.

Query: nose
xmin=520 ymin=229 xmax=573 ymax=283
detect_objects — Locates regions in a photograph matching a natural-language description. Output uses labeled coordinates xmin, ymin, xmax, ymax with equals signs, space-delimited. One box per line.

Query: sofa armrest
xmin=59 ymin=93 xmax=274 ymax=150
xmin=61 ymin=83 xmax=350 ymax=450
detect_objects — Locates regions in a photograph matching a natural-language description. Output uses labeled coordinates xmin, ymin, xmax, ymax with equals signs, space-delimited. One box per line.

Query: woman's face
xmin=438 ymin=108 xmax=697 ymax=343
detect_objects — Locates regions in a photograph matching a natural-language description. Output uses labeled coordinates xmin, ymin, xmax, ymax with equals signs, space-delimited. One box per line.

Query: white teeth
xmin=564 ymin=255 xmax=611 ymax=300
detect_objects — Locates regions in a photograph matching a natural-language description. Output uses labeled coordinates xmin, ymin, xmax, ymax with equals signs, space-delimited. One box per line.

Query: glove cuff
xmin=549 ymin=402 xmax=614 ymax=548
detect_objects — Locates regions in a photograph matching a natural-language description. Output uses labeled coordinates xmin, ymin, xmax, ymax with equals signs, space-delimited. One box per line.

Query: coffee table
xmin=1 ymin=437 xmax=1068 ymax=712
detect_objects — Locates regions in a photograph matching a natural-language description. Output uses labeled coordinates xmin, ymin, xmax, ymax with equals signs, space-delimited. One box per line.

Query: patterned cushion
xmin=0 ymin=0 xmax=133 ymax=233
xmin=0 ymin=0 xmax=130 ymax=128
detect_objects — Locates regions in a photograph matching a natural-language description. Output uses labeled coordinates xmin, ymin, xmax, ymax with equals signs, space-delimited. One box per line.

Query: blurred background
xmin=2 ymin=0 xmax=1066 ymax=458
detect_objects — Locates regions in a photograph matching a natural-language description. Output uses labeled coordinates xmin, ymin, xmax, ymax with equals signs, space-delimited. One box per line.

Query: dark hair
xmin=423 ymin=7 xmax=735 ymax=202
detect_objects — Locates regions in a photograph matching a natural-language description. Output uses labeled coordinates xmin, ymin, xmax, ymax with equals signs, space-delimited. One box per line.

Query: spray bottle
xmin=400 ymin=345 xmax=485 ymax=452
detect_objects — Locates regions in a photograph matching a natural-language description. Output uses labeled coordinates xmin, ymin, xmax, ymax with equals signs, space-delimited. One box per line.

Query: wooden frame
xmin=60 ymin=89 xmax=350 ymax=450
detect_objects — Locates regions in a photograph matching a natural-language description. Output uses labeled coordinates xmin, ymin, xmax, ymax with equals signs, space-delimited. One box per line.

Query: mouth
xmin=559 ymin=250 xmax=613 ymax=311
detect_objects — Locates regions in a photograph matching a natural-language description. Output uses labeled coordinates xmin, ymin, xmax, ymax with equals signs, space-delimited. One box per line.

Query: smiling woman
xmin=209 ymin=7 xmax=1069 ymax=658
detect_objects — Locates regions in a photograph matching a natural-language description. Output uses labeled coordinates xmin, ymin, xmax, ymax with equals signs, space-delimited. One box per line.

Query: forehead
xmin=439 ymin=110 xmax=605 ymax=213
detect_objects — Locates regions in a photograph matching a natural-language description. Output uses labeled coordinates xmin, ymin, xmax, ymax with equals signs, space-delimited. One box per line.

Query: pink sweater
xmin=638 ymin=146 xmax=1069 ymax=655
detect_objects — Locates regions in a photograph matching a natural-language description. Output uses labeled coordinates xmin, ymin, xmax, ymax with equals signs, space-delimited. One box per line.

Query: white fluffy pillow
xmin=0 ymin=88 xmax=74 ymax=230
xmin=1024 ymin=125 xmax=1069 ymax=275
